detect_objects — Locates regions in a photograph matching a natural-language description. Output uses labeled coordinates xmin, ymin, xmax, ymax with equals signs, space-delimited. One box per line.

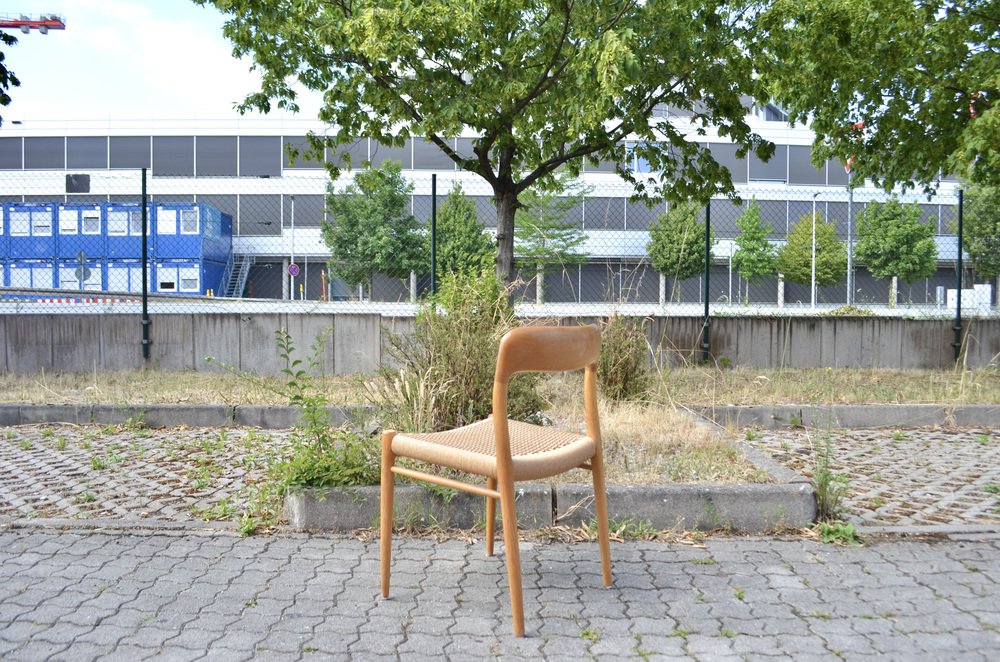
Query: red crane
xmin=0 ymin=14 xmax=66 ymax=34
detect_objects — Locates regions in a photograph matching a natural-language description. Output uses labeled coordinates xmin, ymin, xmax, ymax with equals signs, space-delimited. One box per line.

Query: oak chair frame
xmin=379 ymin=325 xmax=613 ymax=637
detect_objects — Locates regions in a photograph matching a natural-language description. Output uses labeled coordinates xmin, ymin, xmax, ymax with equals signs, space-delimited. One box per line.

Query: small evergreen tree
xmin=964 ymin=184 xmax=1000 ymax=306
xmin=321 ymin=162 xmax=427 ymax=294
xmin=732 ymin=198 xmax=776 ymax=303
xmin=854 ymin=198 xmax=937 ymax=307
xmin=514 ymin=175 xmax=588 ymax=301
xmin=436 ymin=184 xmax=494 ymax=277
xmin=776 ymin=213 xmax=847 ymax=287
xmin=514 ymin=177 xmax=588 ymax=273
xmin=647 ymin=201 xmax=712 ymax=301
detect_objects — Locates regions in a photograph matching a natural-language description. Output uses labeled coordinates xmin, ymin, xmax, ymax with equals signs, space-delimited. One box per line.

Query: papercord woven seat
xmin=379 ymin=325 xmax=613 ymax=637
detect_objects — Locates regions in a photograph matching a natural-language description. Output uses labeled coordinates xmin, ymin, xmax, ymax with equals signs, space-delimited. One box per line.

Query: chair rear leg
xmin=380 ymin=431 xmax=397 ymax=598
xmin=591 ymin=450 xmax=613 ymax=587
xmin=498 ymin=476 xmax=525 ymax=637
xmin=485 ymin=476 xmax=497 ymax=556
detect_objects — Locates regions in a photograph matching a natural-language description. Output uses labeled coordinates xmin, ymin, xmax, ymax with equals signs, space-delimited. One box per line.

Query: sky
xmin=1 ymin=0 xmax=322 ymax=122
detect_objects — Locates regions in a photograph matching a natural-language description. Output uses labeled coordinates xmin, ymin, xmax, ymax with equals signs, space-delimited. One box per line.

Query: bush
xmin=372 ymin=271 xmax=544 ymax=431
xmin=598 ymin=315 xmax=650 ymax=401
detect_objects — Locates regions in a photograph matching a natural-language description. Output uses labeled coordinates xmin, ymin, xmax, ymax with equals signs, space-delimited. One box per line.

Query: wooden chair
xmin=379 ymin=324 xmax=612 ymax=637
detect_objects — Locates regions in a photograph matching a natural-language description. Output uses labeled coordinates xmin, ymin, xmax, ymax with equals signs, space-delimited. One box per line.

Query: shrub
xmin=373 ymin=270 xmax=544 ymax=431
xmin=598 ymin=315 xmax=650 ymax=401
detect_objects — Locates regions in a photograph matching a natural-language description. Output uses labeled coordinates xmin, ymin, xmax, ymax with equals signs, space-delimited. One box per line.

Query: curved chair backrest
xmin=494 ymin=325 xmax=601 ymax=383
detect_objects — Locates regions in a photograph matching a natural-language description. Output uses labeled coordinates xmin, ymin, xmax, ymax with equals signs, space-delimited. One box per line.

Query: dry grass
xmin=0 ymin=369 xmax=366 ymax=406
xmin=656 ymin=366 xmax=1000 ymax=406
xmin=540 ymin=375 xmax=766 ymax=484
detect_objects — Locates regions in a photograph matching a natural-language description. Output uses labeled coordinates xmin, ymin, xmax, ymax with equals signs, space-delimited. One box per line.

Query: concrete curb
xmin=3 ymin=403 xmax=994 ymax=430
xmin=285 ymin=484 xmax=553 ymax=531
xmin=283 ymin=438 xmax=816 ymax=533
xmin=699 ymin=404 xmax=1000 ymax=430
xmin=0 ymin=403 xmax=371 ymax=429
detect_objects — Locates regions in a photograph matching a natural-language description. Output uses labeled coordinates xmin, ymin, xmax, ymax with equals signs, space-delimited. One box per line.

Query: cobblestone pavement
xmin=3 ymin=421 xmax=1000 ymax=659
xmin=747 ymin=427 xmax=1000 ymax=529
xmin=1 ymin=527 xmax=998 ymax=661
xmin=0 ymin=425 xmax=296 ymax=522
xmin=4 ymin=423 xmax=999 ymax=530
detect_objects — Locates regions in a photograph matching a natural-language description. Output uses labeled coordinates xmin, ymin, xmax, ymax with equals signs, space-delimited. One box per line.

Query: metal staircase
xmin=222 ymin=254 xmax=255 ymax=297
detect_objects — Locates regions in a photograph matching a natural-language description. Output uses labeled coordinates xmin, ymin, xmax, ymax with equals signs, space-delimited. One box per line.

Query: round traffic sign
xmin=288 ymin=263 xmax=300 ymax=277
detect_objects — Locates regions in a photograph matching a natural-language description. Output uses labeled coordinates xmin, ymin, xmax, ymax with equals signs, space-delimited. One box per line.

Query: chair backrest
xmin=492 ymin=326 xmax=602 ymax=456
xmin=494 ymin=325 xmax=601 ymax=383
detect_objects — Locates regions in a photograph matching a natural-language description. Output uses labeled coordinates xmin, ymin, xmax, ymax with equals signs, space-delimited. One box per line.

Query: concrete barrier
xmin=1 ymin=314 xmax=997 ymax=375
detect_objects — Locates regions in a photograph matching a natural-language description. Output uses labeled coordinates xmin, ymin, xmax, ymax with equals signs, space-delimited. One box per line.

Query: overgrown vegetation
xmin=597 ymin=314 xmax=650 ymax=402
xmin=208 ymin=330 xmax=380 ymax=534
xmin=370 ymin=271 xmax=543 ymax=432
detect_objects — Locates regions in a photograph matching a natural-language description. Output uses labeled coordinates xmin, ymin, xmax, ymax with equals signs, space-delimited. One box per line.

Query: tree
xmin=514 ymin=177 xmax=588 ymax=302
xmin=776 ymin=213 xmax=847 ymax=287
xmin=854 ymin=199 xmax=937 ymax=307
xmin=0 ymin=31 xmax=20 ymax=126
xmin=762 ymin=0 xmax=999 ymax=189
xmin=435 ymin=184 xmax=494 ymax=277
xmin=647 ymin=201 xmax=712 ymax=302
xmin=964 ymin=184 xmax=1000 ymax=305
xmin=732 ymin=198 xmax=776 ymax=303
xmin=199 ymin=0 xmax=776 ymax=281
xmin=321 ymin=162 xmax=427 ymax=294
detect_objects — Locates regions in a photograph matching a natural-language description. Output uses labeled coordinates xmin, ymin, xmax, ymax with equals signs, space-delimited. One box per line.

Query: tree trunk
xmin=494 ymin=187 xmax=518 ymax=282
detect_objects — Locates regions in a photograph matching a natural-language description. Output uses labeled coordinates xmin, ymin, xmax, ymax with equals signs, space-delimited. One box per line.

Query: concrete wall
xmin=0 ymin=314 xmax=996 ymax=375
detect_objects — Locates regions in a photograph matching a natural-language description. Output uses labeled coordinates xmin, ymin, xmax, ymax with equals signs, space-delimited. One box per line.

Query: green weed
xmin=814 ymin=520 xmax=862 ymax=545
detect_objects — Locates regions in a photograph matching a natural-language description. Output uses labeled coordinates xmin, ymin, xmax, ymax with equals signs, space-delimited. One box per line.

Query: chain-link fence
xmin=0 ymin=164 xmax=991 ymax=320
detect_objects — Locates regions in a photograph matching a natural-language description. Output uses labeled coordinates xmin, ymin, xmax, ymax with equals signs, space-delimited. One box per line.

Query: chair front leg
xmin=497 ymin=474 xmax=525 ymax=637
xmin=380 ymin=430 xmax=397 ymax=598
xmin=590 ymin=449 xmax=613 ymax=587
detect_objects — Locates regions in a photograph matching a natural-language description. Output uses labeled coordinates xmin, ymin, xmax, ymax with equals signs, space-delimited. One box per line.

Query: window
xmin=0 ymin=137 xmax=22 ymax=169
xmin=158 ymin=209 xmax=177 ymax=235
xmin=59 ymin=267 xmax=79 ymax=290
xmin=179 ymin=267 xmax=200 ymax=292
xmin=131 ymin=266 xmax=146 ymax=293
xmin=107 ymin=266 xmax=129 ymax=291
xmin=24 ymin=137 xmax=65 ymax=169
xmin=10 ymin=211 xmax=29 ymax=236
xmin=180 ymin=209 xmax=199 ymax=234
xmin=152 ymin=136 xmax=194 ymax=176
xmin=32 ymin=210 xmax=52 ymax=236
xmin=195 ymin=136 xmax=238 ymax=176
xmin=107 ymin=210 xmax=128 ymax=235
xmin=109 ymin=136 xmax=151 ymax=169
xmin=239 ymin=136 xmax=281 ymax=176
xmin=11 ymin=265 xmax=52 ymax=288
xmin=59 ymin=209 xmax=77 ymax=235
xmin=9 ymin=266 xmax=32 ymax=287
xmin=130 ymin=211 xmax=144 ymax=235
xmin=67 ymin=137 xmax=108 ymax=169
xmin=82 ymin=211 xmax=100 ymax=234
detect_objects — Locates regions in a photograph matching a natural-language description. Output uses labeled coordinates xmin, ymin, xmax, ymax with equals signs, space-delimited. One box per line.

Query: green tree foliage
xmin=964 ymin=184 xmax=1000 ymax=283
xmin=0 ymin=31 xmax=20 ymax=126
xmin=733 ymin=199 xmax=777 ymax=301
xmin=199 ymin=0 xmax=776 ymax=281
xmin=436 ymin=184 xmax=494 ymax=277
xmin=647 ymin=201 xmax=712 ymax=301
xmin=514 ymin=176 xmax=588 ymax=275
xmin=321 ymin=162 xmax=427 ymax=290
xmin=854 ymin=199 xmax=937 ymax=305
xmin=776 ymin=214 xmax=847 ymax=286
xmin=763 ymin=0 xmax=1000 ymax=188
